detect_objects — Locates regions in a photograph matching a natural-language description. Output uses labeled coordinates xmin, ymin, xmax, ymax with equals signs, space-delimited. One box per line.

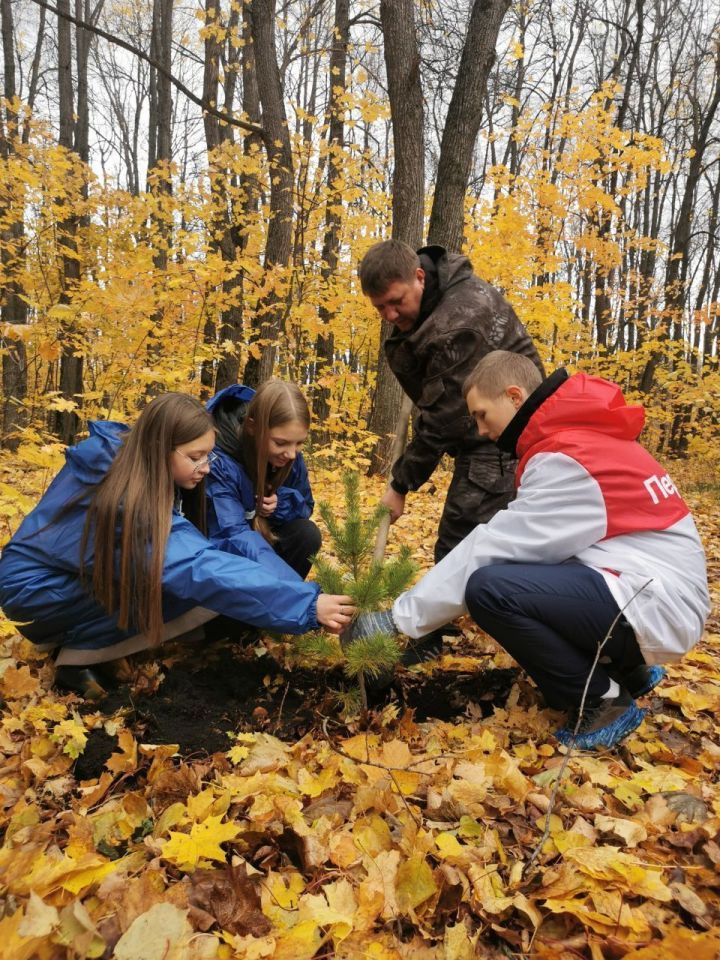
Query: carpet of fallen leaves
xmin=0 ymin=458 xmax=719 ymax=959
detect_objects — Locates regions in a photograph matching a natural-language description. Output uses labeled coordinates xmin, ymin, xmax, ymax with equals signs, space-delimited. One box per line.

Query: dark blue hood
xmin=65 ymin=421 xmax=128 ymax=485
xmin=207 ymin=384 xmax=255 ymax=462
xmin=206 ymin=384 xmax=255 ymax=414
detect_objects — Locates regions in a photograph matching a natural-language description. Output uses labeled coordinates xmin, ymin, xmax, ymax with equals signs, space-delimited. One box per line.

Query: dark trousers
xmin=271 ymin=518 xmax=322 ymax=580
xmin=464 ymin=561 xmax=644 ymax=709
xmin=435 ymin=453 xmax=516 ymax=562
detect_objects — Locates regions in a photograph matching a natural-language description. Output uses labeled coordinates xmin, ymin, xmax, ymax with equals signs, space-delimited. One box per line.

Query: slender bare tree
xmin=243 ymin=0 xmax=295 ymax=387
xmin=0 ymin=0 xmax=29 ymax=445
xmin=366 ymin=0 xmax=425 ymax=474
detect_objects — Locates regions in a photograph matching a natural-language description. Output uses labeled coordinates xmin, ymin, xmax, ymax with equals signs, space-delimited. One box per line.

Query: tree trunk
xmin=426 ymin=0 xmax=511 ymax=251
xmin=221 ymin=2 xmax=263 ymax=390
xmin=145 ymin=0 xmax=173 ymax=396
xmin=200 ymin=0 xmax=247 ymax=394
xmin=366 ymin=0 xmax=425 ymax=475
xmin=54 ymin=0 xmax=83 ymax=443
xmin=243 ymin=0 xmax=295 ymax=387
xmin=147 ymin=0 xmax=173 ymax=181
xmin=640 ymin=46 xmax=720 ymax=392
xmin=0 ymin=0 xmax=28 ymax=446
xmin=312 ymin=0 xmax=350 ymax=433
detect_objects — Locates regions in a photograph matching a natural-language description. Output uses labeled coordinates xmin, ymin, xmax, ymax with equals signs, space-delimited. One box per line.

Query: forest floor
xmin=0 ymin=461 xmax=719 ymax=959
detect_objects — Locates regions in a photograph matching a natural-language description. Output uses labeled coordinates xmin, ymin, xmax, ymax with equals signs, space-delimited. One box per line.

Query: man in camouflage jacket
xmin=360 ymin=240 xmax=544 ymax=561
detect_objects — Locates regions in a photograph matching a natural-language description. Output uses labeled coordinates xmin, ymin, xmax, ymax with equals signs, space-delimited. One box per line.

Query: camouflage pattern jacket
xmin=385 ymin=245 xmax=543 ymax=495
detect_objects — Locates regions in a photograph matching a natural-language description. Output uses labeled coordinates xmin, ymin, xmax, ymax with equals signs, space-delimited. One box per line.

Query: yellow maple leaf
xmin=663 ymin=683 xmax=720 ymax=717
xmin=544 ymin=893 xmax=651 ymax=939
xmin=114 ymin=902 xmax=217 ymax=960
xmin=161 ymin=814 xmax=242 ymax=871
xmin=468 ymin=862 xmax=513 ymax=915
xmin=261 ymin=870 xmax=306 ymax=929
xmin=272 ymin=919 xmax=323 ymax=960
xmin=105 ymin=728 xmax=138 ymax=775
xmin=0 ymin=907 xmax=47 ymax=960
xmin=621 ymin=927 xmax=720 ymax=958
xmin=297 ymin=878 xmax=357 ymax=943
xmin=296 ymin=762 xmax=339 ymax=798
xmin=185 ymin=787 xmax=225 ymax=822
xmin=379 ymin=739 xmax=421 ymax=795
xmin=17 ymin=891 xmax=59 ymax=938
xmin=352 ymin=814 xmax=393 ymax=858
xmin=46 ymin=396 xmax=78 ymax=413
xmin=435 ymin=832 xmax=466 ymax=862
xmin=594 ymin=814 xmax=647 ymax=847
xmin=51 ymin=714 xmax=88 ymax=759
xmin=564 ymin=847 xmax=671 ymax=901
xmin=444 ymin=922 xmax=480 ymax=959
xmin=234 ymin=731 xmax=291 ymax=774
xmin=0 ymin=664 xmax=40 ymax=700
xmin=395 ymin=855 xmax=437 ymax=915
xmin=62 ymin=857 xmax=129 ymax=895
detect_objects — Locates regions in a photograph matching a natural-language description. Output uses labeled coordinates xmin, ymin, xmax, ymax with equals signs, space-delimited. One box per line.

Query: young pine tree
xmin=305 ymin=471 xmax=416 ymax=692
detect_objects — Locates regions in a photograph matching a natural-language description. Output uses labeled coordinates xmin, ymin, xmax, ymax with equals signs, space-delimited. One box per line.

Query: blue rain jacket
xmin=0 ymin=421 xmax=321 ymax=651
xmin=205 ymin=385 xmax=315 ymax=579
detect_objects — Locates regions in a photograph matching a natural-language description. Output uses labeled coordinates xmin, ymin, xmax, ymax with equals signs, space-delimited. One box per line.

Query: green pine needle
xmin=333 ymin=684 xmax=363 ymax=717
xmin=319 ymin=473 xmax=391 ymax=577
xmin=292 ymin=632 xmax=342 ymax=664
xmin=343 ymin=632 xmax=402 ymax=680
xmin=349 ymin=562 xmax=389 ymax=610
xmin=381 ymin=545 xmax=416 ymax=598
xmin=312 ymin=555 xmax=347 ymax=596
xmin=318 ymin=499 xmax=343 ymax=546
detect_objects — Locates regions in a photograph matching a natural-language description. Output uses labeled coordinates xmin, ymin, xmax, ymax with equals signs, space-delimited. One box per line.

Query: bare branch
xmin=27 ymin=0 xmax=264 ymax=137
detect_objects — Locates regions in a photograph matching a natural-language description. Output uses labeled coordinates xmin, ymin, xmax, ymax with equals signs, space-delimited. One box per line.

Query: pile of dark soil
xmin=75 ymin=641 xmax=518 ymax=779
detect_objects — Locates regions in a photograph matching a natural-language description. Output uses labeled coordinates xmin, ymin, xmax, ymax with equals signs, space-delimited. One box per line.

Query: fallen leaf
xmin=114 ymin=902 xmax=217 ymax=959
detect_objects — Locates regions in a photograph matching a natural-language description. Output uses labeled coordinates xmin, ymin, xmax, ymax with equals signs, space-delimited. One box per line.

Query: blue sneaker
xmin=556 ymin=689 xmax=646 ymax=750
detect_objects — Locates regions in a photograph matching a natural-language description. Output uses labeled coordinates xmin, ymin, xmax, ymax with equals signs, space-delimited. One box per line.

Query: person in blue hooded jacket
xmin=206 ymin=380 xmax=321 ymax=579
xmin=0 ymin=393 xmax=355 ymax=698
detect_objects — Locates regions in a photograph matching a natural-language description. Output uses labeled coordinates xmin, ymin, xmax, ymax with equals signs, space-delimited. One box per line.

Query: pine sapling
xmin=313 ymin=471 xmax=416 ymax=703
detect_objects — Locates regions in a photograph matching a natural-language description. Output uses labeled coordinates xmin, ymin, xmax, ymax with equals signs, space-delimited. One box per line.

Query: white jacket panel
xmin=392 ymin=451 xmax=709 ymax=663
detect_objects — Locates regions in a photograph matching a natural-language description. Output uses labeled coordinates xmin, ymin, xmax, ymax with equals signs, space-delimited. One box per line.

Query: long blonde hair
xmin=242 ymin=380 xmax=310 ymax=543
xmin=81 ymin=393 xmax=214 ymax=643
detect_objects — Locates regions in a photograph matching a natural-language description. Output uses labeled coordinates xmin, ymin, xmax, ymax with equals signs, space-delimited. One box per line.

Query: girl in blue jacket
xmin=206 ymin=380 xmax=321 ymax=579
xmin=0 ymin=393 xmax=355 ymax=698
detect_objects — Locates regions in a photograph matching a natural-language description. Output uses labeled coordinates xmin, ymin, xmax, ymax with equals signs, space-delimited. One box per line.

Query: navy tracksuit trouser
xmin=464 ymin=561 xmax=645 ymax=710
xmin=271 ymin=518 xmax=322 ymax=580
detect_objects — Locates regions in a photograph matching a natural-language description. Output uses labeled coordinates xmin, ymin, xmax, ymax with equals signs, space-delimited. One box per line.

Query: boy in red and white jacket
xmin=349 ymin=351 xmax=710 ymax=749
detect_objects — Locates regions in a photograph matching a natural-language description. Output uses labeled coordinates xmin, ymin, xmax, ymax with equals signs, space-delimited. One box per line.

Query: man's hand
xmin=316 ymin=595 xmax=356 ymax=634
xmin=381 ymin=487 xmax=406 ymax=524
xmin=257 ymin=493 xmax=278 ymax=517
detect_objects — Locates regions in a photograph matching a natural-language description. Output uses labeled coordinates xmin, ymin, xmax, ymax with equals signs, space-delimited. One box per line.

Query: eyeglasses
xmin=174 ymin=450 xmax=219 ymax=471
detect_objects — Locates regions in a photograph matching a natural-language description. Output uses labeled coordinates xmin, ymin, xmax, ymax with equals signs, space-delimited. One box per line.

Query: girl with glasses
xmin=206 ymin=380 xmax=321 ymax=581
xmin=0 ymin=393 xmax=355 ymax=698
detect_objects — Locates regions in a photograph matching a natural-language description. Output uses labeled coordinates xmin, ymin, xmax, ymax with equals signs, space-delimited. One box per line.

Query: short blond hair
xmin=463 ymin=350 xmax=543 ymax=398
